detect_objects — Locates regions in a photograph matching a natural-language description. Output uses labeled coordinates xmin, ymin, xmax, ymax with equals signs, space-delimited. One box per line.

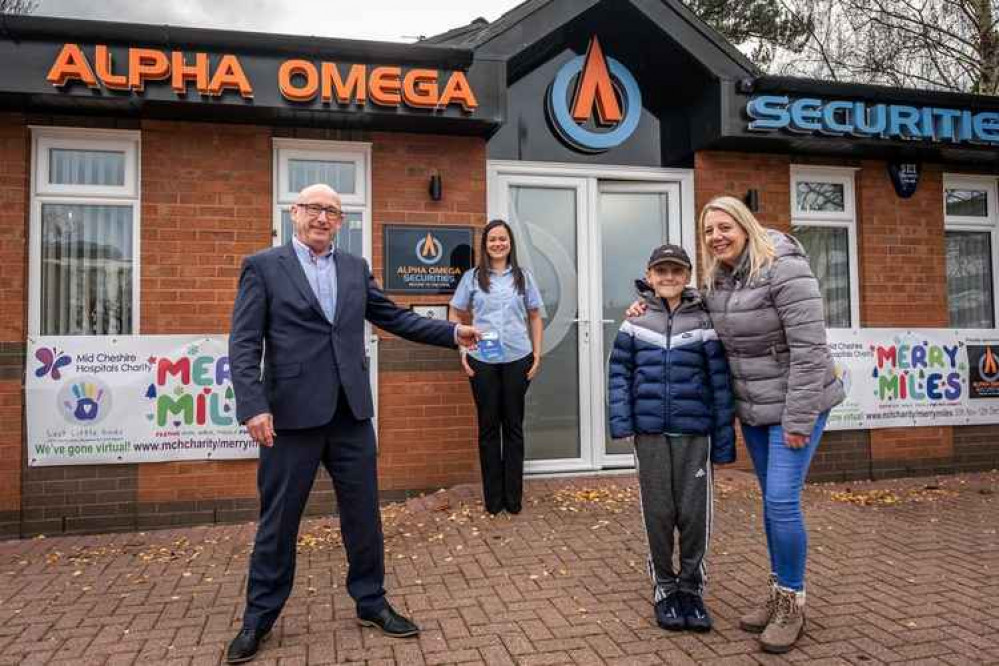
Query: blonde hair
xmin=699 ymin=196 xmax=776 ymax=292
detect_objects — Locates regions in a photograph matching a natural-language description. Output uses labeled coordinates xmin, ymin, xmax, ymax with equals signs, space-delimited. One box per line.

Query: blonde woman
xmin=627 ymin=196 xmax=844 ymax=653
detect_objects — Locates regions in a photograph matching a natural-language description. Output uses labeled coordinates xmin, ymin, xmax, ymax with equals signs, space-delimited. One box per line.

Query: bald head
xmin=291 ymin=183 xmax=343 ymax=254
xmin=295 ymin=183 xmax=340 ymax=205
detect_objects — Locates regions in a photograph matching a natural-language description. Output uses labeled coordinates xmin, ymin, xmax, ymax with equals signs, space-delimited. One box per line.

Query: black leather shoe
xmin=226 ymin=627 xmax=270 ymax=664
xmin=357 ymin=604 xmax=420 ymax=637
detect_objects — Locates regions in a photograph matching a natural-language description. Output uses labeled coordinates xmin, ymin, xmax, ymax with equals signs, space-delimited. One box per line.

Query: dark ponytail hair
xmin=476 ymin=219 xmax=526 ymax=295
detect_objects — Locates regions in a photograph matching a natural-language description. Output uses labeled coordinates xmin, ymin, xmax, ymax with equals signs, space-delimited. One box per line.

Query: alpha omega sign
xmin=546 ymin=36 xmax=642 ymax=153
xmin=383 ymin=226 xmax=473 ymax=293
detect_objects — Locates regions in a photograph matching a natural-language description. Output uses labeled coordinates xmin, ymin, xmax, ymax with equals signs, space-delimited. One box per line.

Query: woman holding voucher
xmin=449 ymin=219 xmax=543 ymax=516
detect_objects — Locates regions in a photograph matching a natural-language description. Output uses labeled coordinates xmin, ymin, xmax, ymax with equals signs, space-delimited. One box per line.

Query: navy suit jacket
xmin=229 ymin=242 xmax=457 ymax=429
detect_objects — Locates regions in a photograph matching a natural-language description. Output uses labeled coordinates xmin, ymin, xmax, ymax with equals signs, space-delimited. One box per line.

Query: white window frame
xmin=943 ymin=174 xmax=999 ymax=329
xmin=790 ymin=165 xmax=860 ymax=329
xmin=28 ymin=127 xmax=142 ymax=336
xmin=34 ymin=129 xmax=140 ymax=198
xmin=272 ymin=139 xmax=371 ymax=256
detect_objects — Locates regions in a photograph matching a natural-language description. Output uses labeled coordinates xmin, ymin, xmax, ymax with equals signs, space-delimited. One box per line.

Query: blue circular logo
xmin=546 ymin=53 xmax=642 ymax=153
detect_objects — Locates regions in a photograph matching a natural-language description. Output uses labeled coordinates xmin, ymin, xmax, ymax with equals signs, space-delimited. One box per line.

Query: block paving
xmin=1 ymin=469 xmax=996 ymax=665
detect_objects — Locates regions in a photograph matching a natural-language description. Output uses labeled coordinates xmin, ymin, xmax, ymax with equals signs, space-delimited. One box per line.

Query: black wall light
xmin=744 ymin=188 xmax=760 ymax=212
xmin=428 ymin=171 xmax=443 ymax=201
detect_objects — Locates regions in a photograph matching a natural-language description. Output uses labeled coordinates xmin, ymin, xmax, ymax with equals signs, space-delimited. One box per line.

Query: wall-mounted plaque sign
xmin=383 ymin=225 xmax=473 ymax=293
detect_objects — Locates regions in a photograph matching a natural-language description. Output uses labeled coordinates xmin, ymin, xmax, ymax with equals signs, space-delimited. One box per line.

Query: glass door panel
xmin=509 ymin=185 xmax=583 ymax=463
xmin=596 ymin=184 xmax=681 ymax=460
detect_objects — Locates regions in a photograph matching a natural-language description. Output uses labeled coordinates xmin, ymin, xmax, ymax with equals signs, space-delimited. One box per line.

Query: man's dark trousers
xmin=241 ymin=391 xmax=384 ymax=631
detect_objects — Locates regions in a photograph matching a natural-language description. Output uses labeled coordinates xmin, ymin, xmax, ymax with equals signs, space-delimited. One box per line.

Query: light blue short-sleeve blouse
xmin=450 ymin=266 xmax=542 ymax=364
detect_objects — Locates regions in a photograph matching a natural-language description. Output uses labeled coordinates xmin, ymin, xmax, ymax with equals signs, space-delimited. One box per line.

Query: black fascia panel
xmin=0 ymin=14 xmax=473 ymax=68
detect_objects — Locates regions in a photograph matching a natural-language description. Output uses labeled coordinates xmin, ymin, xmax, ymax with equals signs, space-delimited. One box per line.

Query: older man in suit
xmin=226 ymin=183 xmax=480 ymax=663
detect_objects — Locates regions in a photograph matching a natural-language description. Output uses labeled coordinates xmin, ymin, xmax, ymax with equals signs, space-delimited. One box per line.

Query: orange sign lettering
xmin=128 ymin=48 xmax=170 ymax=91
xmin=47 ymin=43 xmax=254 ymax=98
xmin=403 ymin=69 xmax=439 ymax=108
xmin=369 ymin=66 xmax=402 ymax=106
xmin=321 ymin=63 xmax=366 ymax=104
xmin=279 ymin=60 xmax=318 ymax=102
xmin=284 ymin=62 xmax=477 ymax=112
xmin=439 ymin=72 xmax=477 ymax=112
xmin=46 ymin=44 xmax=98 ymax=88
xmin=207 ymin=55 xmax=253 ymax=97
xmin=94 ymin=45 xmax=128 ymax=90
xmin=171 ymin=52 xmax=210 ymax=94
xmin=45 ymin=44 xmax=477 ymax=113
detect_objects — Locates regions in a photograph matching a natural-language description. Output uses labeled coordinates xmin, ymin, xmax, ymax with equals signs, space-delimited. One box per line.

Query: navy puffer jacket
xmin=608 ymin=284 xmax=736 ymax=464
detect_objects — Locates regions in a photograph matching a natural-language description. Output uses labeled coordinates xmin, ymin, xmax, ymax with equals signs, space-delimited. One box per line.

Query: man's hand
xmin=247 ymin=413 xmax=276 ymax=447
xmin=785 ymin=432 xmax=808 ymax=449
xmin=527 ymin=353 xmax=541 ymax=380
xmin=625 ymin=300 xmax=647 ymax=318
xmin=455 ymin=324 xmax=482 ymax=348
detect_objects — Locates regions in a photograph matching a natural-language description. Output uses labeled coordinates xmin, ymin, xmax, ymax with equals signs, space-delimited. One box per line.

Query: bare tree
xmin=0 ymin=0 xmax=39 ymax=13
xmin=687 ymin=0 xmax=999 ymax=93
xmin=771 ymin=0 xmax=999 ymax=94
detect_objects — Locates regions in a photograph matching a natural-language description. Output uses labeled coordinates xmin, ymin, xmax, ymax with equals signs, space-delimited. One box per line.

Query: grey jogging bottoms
xmin=633 ymin=433 xmax=713 ymax=601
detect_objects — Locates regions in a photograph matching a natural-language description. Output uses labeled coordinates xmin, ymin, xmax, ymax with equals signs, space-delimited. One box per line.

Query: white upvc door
xmin=489 ymin=161 xmax=694 ymax=473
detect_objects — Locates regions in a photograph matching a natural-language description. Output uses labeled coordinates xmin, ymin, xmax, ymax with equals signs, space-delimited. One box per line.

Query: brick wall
xmin=7 ymin=120 xmax=486 ymax=537
xmin=135 ymin=120 xmax=272 ymax=528
xmin=4 ymin=118 xmax=996 ymax=537
xmin=694 ymin=151 xmax=793 ymax=233
xmin=808 ymin=430 xmax=871 ymax=482
xmin=953 ymin=425 xmax=999 ymax=471
xmin=370 ymin=132 xmax=486 ymax=491
xmin=855 ymin=161 xmax=956 ymax=470
xmin=0 ymin=114 xmax=27 ymax=538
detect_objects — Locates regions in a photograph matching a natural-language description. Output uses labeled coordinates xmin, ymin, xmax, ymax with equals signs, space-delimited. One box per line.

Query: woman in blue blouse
xmin=449 ymin=219 xmax=544 ymax=515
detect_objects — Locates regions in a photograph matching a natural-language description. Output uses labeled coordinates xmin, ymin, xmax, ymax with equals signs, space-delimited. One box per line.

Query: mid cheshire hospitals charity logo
xmin=546 ymin=35 xmax=642 ymax=153
xmin=58 ymin=377 xmax=112 ymax=425
xmin=34 ymin=346 xmax=72 ymax=380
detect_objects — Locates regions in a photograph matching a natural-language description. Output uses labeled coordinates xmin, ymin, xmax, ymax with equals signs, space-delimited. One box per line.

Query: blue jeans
xmin=741 ymin=411 xmax=829 ymax=592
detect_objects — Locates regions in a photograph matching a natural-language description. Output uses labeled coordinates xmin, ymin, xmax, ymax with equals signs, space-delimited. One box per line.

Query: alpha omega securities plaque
xmin=383 ymin=226 xmax=473 ymax=293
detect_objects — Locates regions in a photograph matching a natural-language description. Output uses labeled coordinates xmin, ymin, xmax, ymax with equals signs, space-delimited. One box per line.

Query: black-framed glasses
xmin=296 ymin=203 xmax=343 ymax=219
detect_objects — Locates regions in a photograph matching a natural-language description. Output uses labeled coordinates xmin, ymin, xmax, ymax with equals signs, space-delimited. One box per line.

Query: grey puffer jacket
xmin=704 ymin=230 xmax=845 ymax=436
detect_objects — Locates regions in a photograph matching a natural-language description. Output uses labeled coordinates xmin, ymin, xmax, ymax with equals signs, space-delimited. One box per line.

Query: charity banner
xmin=825 ymin=328 xmax=999 ymax=430
xmin=27 ymin=335 xmax=257 ymax=466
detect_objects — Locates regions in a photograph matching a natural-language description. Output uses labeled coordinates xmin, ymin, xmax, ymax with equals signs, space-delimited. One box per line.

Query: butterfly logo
xmin=35 ymin=347 xmax=72 ymax=380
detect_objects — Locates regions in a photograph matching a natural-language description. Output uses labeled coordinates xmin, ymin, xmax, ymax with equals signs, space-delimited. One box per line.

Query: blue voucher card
xmin=477 ymin=331 xmax=503 ymax=362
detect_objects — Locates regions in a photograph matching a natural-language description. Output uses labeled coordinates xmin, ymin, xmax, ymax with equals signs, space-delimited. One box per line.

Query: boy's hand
xmin=625 ymin=300 xmax=647 ymax=318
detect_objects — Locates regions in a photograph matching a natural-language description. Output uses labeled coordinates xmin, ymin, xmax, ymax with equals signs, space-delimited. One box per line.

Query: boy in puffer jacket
xmin=608 ymin=244 xmax=735 ymax=633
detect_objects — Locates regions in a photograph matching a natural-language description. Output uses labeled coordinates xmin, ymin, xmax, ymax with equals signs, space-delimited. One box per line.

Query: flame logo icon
xmin=984 ymin=346 xmax=997 ymax=374
xmin=979 ymin=345 xmax=999 ymax=382
xmin=570 ymin=37 xmax=622 ymax=126
xmin=546 ymin=35 xmax=643 ymax=153
xmin=415 ymin=232 xmax=443 ymax=265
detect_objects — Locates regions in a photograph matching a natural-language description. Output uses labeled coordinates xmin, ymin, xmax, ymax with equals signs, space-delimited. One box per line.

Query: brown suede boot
xmin=738 ymin=572 xmax=777 ymax=633
xmin=759 ymin=586 xmax=806 ymax=653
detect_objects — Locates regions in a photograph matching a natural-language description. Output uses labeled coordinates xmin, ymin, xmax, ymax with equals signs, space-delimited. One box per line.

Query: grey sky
xmin=33 ymin=0 xmax=524 ymax=42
